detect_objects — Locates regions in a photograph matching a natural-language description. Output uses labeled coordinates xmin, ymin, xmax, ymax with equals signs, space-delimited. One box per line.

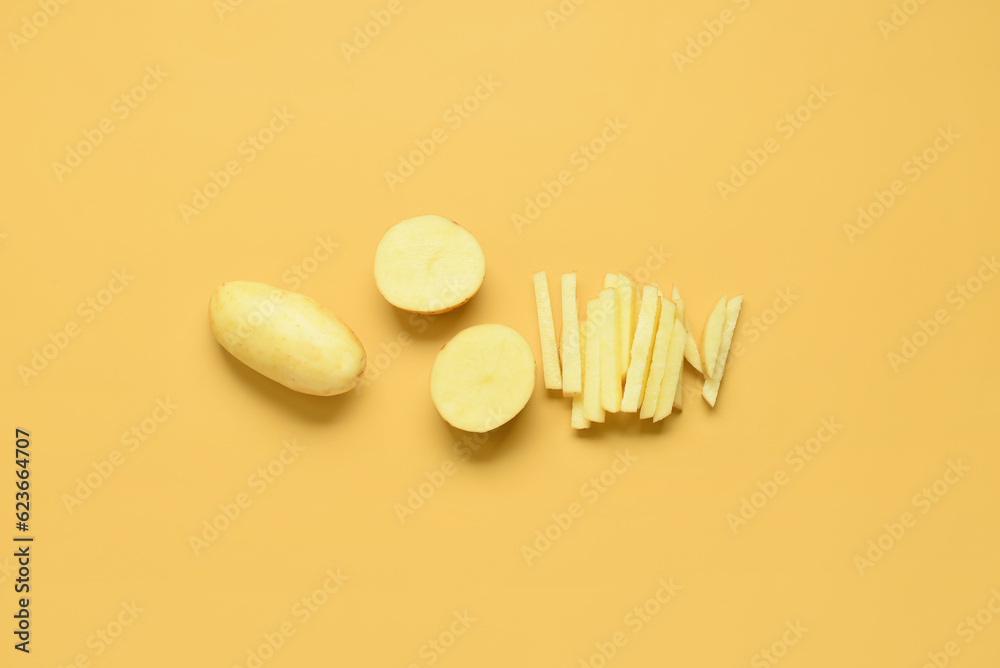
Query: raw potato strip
xmin=654 ymin=312 xmax=688 ymax=422
xmin=672 ymin=286 xmax=704 ymax=375
xmin=598 ymin=287 xmax=622 ymax=412
xmin=583 ymin=300 xmax=605 ymax=423
xmin=702 ymin=294 xmax=728 ymax=379
xmin=672 ymin=295 xmax=686 ymax=411
xmin=639 ymin=298 xmax=676 ymax=419
xmin=571 ymin=323 xmax=590 ymax=429
xmin=616 ymin=273 xmax=639 ymax=379
xmin=560 ymin=273 xmax=582 ymax=396
xmin=620 ymin=285 xmax=661 ymax=412
xmin=703 ymin=295 xmax=743 ymax=407
xmin=571 ymin=394 xmax=590 ymax=429
xmin=532 ymin=271 xmax=562 ymax=390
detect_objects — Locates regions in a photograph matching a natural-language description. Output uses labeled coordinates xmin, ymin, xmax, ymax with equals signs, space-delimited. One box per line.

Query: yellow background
xmin=2 ymin=0 xmax=999 ymax=665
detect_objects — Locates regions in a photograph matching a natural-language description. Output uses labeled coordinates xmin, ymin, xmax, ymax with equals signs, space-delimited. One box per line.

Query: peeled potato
xmin=702 ymin=294 xmax=728 ymax=378
xmin=430 ymin=324 xmax=535 ymax=432
xmin=374 ymin=215 xmax=486 ymax=314
xmin=210 ymin=281 xmax=366 ymax=396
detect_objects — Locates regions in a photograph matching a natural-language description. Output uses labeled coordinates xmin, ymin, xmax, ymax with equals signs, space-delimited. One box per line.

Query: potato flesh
xmin=639 ymin=298 xmax=676 ymax=419
xmin=570 ymin=323 xmax=590 ymax=429
xmin=617 ymin=273 xmax=639 ymax=379
xmin=532 ymin=271 xmax=562 ymax=390
xmin=598 ymin=288 xmax=622 ymax=412
xmin=374 ymin=215 xmax=485 ymax=314
xmin=209 ymin=281 xmax=366 ymax=396
xmin=621 ymin=285 xmax=661 ymax=412
xmin=560 ymin=272 xmax=583 ymax=396
xmin=654 ymin=317 xmax=688 ymax=422
xmin=430 ymin=324 xmax=535 ymax=433
xmin=672 ymin=296 xmax=686 ymax=411
xmin=702 ymin=294 xmax=728 ymax=379
xmin=703 ymin=296 xmax=743 ymax=407
xmin=583 ymin=300 xmax=606 ymax=423
xmin=672 ymin=286 xmax=704 ymax=375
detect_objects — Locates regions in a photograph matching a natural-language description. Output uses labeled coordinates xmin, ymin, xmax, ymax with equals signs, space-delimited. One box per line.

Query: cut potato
xmin=703 ymin=296 xmax=743 ymax=407
xmin=210 ymin=281 xmax=367 ymax=396
xmin=374 ymin=215 xmax=485 ymax=314
xmin=617 ymin=273 xmax=639 ymax=379
xmin=560 ymin=272 xmax=582 ymax=396
xmin=639 ymin=298 xmax=676 ymax=419
xmin=583 ymin=302 xmax=606 ymax=423
xmin=571 ymin=394 xmax=590 ymax=429
xmin=603 ymin=273 xmax=618 ymax=290
xmin=621 ymin=285 xmax=661 ymax=412
xmin=672 ymin=294 xmax=686 ymax=411
xmin=430 ymin=324 xmax=535 ymax=432
xmin=598 ymin=287 xmax=622 ymax=412
xmin=672 ymin=286 xmax=704 ymax=375
xmin=654 ymin=314 xmax=688 ymax=422
xmin=571 ymin=326 xmax=590 ymax=429
xmin=532 ymin=271 xmax=562 ymax=390
xmin=702 ymin=294 xmax=728 ymax=379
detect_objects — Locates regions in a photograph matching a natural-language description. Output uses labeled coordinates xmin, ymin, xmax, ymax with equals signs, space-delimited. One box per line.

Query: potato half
xmin=374 ymin=215 xmax=486 ymax=314
xmin=430 ymin=324 xmax=535 ymax=433
xmin=209 ymin=281 xmax=366 ymax=396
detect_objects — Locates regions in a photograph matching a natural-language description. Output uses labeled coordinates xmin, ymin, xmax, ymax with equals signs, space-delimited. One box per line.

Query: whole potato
xmin=209 ymin=281 xmax=366 ymax=396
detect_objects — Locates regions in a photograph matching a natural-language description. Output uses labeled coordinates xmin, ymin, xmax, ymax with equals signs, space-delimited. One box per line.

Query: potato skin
xmin=209 ymin=281 xmax=366 ymax=396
